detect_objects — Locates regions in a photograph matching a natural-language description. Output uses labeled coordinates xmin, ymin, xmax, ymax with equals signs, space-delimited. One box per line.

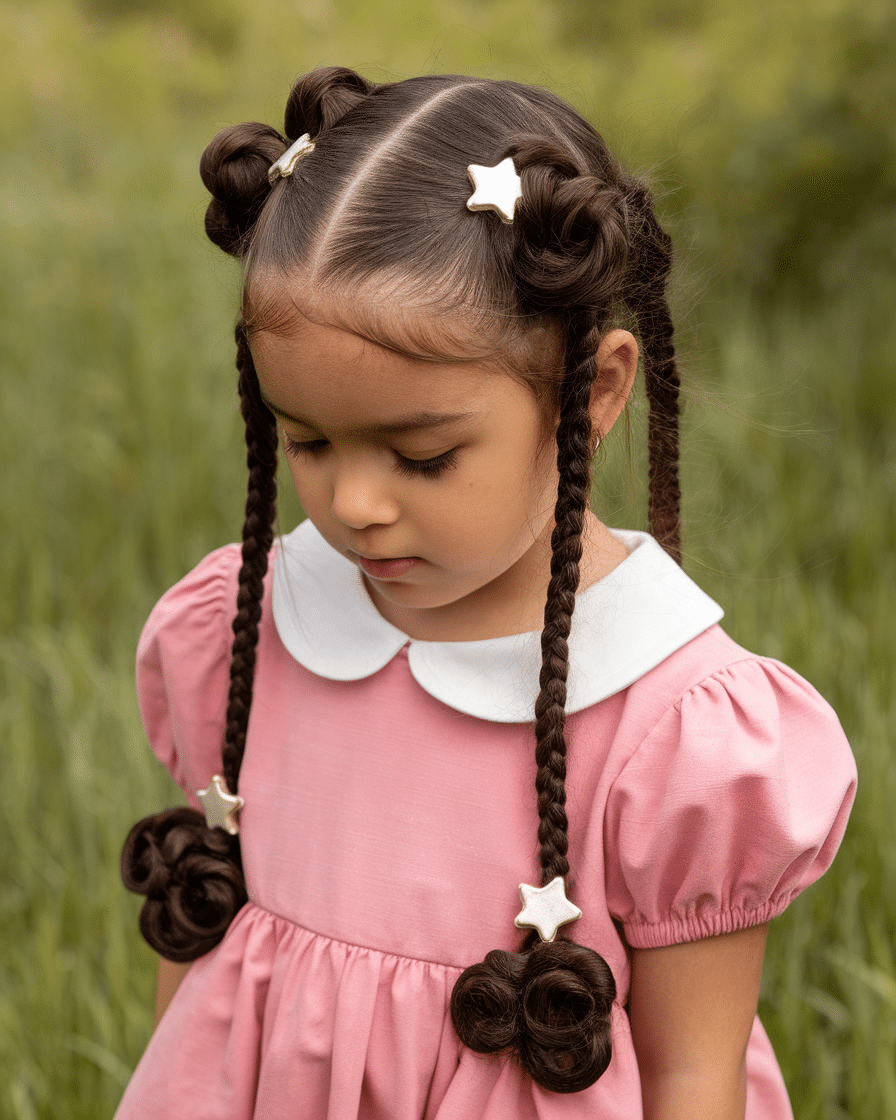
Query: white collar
xmin=272 ymin=520 xmax=723 ymax=723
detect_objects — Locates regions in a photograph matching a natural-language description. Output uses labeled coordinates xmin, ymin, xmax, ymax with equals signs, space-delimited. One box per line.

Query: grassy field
xmin=1 ymin=1 xmax=894 ymax=1116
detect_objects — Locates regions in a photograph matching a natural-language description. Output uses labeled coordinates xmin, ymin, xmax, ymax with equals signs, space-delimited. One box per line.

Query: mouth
xmin=356 ymin=555 xmax=420 ymax=579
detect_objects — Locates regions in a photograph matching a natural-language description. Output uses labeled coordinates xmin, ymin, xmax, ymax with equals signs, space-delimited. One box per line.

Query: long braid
xmin=451 ymin=312 xmax=616 ymax=1092
xmin=119 ymin=328 xmax=278 ymax=962
xmin=221 ymin=325 xmax=278 ymax=792
xmin=624 ymin=188 xmax=682 ymax=562
xmin=533 ymin=323 xmax=596 ymax=886
xmin=643 ymin=285 xmax=681 ymax=562
xmin=121 ymin=65 xmax=371 ymax=966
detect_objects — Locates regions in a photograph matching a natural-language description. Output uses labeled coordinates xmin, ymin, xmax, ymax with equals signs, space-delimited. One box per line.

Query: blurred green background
xmin=1 ymin=0 xmax=894 ymax=1115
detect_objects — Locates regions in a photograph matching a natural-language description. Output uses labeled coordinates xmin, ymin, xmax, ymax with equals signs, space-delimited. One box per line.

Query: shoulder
xmin=137 ymin=543 xmax=244 ymax=658
xmin=135 ymin=544 xmax=247 ymax=804
xmin=637 ymin=623 xmax=845 ymax=735
xmin=603 ymin=622 xmax=854 ymax=778
xmin=621 ymin=623 xmax=781 ymax=721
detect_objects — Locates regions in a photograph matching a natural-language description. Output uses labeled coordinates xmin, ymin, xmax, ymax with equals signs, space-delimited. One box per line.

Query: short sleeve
xmin=135 ymin=544 xmax=242 ymax=810
xmin=605 ymin=657 xmax=857 ymax=949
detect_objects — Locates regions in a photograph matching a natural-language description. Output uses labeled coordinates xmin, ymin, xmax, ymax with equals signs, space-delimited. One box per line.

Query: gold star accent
xmin=196 ymin=775 xmax=244 ymax=835
xmin=466 ymin=157 xmax=523 ymax=224
xmin=514 ymin=876 xmax=583 ymax=942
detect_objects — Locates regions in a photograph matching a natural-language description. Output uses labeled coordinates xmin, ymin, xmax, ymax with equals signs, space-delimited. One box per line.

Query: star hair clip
xmin=196 ymin=775 xmax=245 ymax=835
xmin=514 ymin=876 xmax=583 ymax=942
xmin=466 ymin=157 xmax=523 ymax=224
xmin=268 ymin=133 xmax=316 ymax=185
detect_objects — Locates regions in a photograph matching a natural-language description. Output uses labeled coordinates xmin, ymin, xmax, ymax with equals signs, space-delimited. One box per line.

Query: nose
xmin=330 ymin=455 xmax=400 ymax=530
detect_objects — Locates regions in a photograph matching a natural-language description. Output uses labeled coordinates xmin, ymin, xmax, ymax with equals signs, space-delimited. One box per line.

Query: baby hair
xmin=122 ymin=65 xmax=682 ymax=1094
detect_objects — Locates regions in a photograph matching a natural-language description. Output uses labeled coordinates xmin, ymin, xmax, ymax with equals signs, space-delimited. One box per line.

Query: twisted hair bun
xmin=509 ymin=139 xmax=630 ymax=315
xmin=200 ymin=66 xmax=376 ymax=259
xmin=451 ymin=938 xmax=616 ymax=1093
xmin=121 ymin=807 xmax=248 ymax=962
xmin=200 ymin=122 xmax=287 ymax=258
xmin=283 ymin=65 xmax=375 ymax=140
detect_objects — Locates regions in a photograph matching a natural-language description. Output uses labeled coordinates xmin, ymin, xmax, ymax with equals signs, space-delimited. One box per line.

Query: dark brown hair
xmin=122 ymin=65 xmax=681 ymax=1093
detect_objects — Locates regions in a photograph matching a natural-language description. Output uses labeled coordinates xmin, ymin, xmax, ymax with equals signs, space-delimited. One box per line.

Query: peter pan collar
xmin=271 ymin=519 xmax=723 ymax=723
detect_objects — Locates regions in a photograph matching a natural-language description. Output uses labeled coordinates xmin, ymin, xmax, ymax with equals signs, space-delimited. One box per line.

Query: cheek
xmin=284 ymin=458 xmax=327 ymax=513
xmin=502 ymin=428 xmax=559 ymax=511
xmin=454 ymin=436 xmax=557 ymax=544
xmin=284 ymin=459 xmax=304 ymax=496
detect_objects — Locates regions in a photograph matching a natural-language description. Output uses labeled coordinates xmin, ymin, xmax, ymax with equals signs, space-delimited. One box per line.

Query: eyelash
xmin=282 ymin=435 xmax=460 ymax=480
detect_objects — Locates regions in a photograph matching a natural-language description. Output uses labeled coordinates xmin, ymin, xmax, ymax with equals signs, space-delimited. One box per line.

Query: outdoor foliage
xmin=1 ymin=0 xmax=893 ymax=1116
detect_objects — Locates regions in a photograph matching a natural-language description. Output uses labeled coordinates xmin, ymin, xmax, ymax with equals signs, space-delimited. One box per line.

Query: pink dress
xmin=115 ymin=522 xmax=856 ymax=1119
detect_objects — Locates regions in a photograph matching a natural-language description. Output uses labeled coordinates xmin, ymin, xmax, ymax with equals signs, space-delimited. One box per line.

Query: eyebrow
xmin=260 ymin=394 xmax=477 ymax=436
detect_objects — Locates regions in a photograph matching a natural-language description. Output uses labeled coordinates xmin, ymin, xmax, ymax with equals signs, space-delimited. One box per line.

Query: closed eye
xmin=393 ymin=447 xmax=460 ymax=480
xmin=283 ymin=434 xmax=328 ymax=458
xmin=283 ymin=433 xmax=460 ymax=481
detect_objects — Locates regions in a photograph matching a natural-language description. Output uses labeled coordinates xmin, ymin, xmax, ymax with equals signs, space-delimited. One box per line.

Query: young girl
xmin=116 ymin=66 xmax=856 ymax=1119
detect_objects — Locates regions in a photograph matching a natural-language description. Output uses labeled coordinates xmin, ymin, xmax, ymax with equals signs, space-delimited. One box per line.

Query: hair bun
xmin=505 ymin=138 xmax=630 ymax=316
xmin=200 ymin=121 xmax=288 ymax=258
xmin=517 ymin=939 xmax=615 ymax=1093
xmin=451 ymin=938 xmax=616 ymax=1094
xmin=450 ymin=949 xmax=525 ymax=1052
xmin=121 ymin=807 xmax=248 ymax=962
xmin=200 ymin=67 xmax=376 ymax=259
xmin=283 ymin=65 xmax=376 ymax=142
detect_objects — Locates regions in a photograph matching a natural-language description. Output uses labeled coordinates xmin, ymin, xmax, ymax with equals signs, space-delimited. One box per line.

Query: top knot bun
xmin=284 ymin=65 xmax=376 ymax=141
xmin=200 ymin=66 xmax=376 ymax=259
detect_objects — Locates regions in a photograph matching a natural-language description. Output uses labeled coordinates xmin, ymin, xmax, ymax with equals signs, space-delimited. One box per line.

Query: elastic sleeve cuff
xmin=622 ymin=895 xmax=795 ymax=949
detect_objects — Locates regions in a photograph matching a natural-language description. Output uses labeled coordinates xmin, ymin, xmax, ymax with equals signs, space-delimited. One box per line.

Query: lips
xmin=357 ymin=555 xmax=420 ymax=579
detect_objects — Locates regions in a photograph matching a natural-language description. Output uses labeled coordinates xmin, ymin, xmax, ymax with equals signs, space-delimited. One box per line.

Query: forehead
xmin=247 ymin=268 xmax=508 ymax=357
xmin=245 ymin=266 xmax=564 ymax=376
xmin=245 ymin=274 xmax=563 ymax=420
xmin=250 ymin=313 xmax=533 ymax=433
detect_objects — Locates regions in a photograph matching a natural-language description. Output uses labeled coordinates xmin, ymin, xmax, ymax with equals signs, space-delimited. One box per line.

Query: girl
xmin=116 ymin=66 xmax=856 ymax=1119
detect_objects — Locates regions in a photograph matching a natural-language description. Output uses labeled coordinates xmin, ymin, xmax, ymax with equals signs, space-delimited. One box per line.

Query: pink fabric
xmin=116 ymin=543 xmax=856 ymax=1119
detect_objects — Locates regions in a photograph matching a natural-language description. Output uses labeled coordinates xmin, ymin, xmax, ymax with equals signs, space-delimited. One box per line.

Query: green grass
xmin=1 ymin=1 xmax=894 ymax=1116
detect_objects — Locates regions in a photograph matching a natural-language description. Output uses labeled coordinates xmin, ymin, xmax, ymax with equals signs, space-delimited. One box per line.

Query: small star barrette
xmin=268 ymin=133 xmax=316 ymax=185
xmin=514 ymin=876 xmax=583 ymax=942
xmin=196 ymin=775 xmax=245 ymax=835
xmin=466 ymin=157 xmax=523 ymax=224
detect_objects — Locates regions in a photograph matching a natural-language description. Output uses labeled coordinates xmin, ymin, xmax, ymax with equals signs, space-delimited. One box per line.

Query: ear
xmin=589 ymin=329 xmax=638 ymax=441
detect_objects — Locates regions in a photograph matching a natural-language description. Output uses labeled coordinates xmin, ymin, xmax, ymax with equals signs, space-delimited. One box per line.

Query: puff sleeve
xmin=605 ymin=657 xmax=857 ymax=949
xmin=135 ymin=545 xmax=242 ymax=810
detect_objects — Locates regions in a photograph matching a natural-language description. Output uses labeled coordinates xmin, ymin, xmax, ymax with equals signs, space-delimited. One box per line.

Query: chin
xmin=366 ymin=576 xmax=467 ymax=611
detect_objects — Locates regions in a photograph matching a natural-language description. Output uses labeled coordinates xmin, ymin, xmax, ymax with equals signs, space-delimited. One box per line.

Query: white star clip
xmin=196 ymin=775 xmax=245 ymax=835
xmin=466 ymin=157 xmax=523 ymax=224
xmin=268 ymin=133 xmax=316 ymax=185
xmin=514 ymin=876 xmax=583 ymax=942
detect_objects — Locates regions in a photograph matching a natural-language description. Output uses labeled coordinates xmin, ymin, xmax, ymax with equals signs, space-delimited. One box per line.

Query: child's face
xmin=251 ymin=312 xmax=562 ymax=641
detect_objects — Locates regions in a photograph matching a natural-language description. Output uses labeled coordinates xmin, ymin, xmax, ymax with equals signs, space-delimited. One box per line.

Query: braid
xmin=121 ymin=65 xmax=371 ymax=966
xmin=221 ymin=325 xmax=279 ymax=790
xmin=120 ymin=327 xmax=278 ymax=963
xmin=533 ymin=324 xmax=595 ymax=884
xmin=624 ymin=185 xmax=682 ymax=562
xmin=451 ymin=316 xmax=616 ymax=1094
xmin=643 ymin=284 xmax=681 ymax=562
